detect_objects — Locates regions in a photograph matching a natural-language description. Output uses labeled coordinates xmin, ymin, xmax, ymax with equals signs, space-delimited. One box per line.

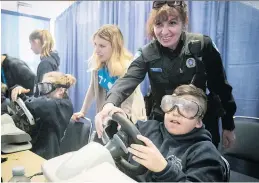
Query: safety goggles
xmin=160 ymin=95 xmax=204 ymax=119
xmin=152 ymin=1 xmax=186 ymax=9
xmin=34 ymin=82 xmax=68 ymax=96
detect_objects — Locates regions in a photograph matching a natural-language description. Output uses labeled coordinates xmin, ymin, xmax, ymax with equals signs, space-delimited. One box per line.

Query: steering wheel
xmin=7 ymin=97 xmax=35 ymax=133
xmin=104 ymin=112 xmax=147 ymax=176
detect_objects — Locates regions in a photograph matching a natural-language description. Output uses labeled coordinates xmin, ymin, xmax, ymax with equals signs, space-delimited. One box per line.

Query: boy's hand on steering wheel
xmin=128 ymin=135 xmax=168 ymax=173
xmin=11 ymin=86 xmax=30 ymax=101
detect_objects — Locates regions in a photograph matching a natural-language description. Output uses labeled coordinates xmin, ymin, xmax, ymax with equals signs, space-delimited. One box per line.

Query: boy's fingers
xmin=137 ymin=135 xmax=155 ymax=147
xmin=132 ymin=156 xmax=147 ymax=168
xmin=128 ymin=147 xmax=147 ymax=159
xmin=130 ymin=144 xmax=149 ymax=154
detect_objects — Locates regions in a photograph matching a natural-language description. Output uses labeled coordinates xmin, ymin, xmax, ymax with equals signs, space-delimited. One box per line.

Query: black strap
xmin=28 ymin=172 xmax=43 ymax=179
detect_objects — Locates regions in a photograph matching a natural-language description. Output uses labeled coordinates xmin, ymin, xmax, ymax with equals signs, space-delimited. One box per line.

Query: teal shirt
xmin=98 ymin=66 xmax=118 ymax=91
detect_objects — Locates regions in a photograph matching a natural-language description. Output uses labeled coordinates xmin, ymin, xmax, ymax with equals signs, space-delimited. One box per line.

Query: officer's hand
xmin=71 ymin=111 xmax=85 ymax=121
xmin=128 ymin=135 xmax=167 ymax=173
xmin=108 ymin=106 xmax=128 ymax=131
xmin=11 ymin=86 xmax=30 ymax=101
xmin=222 ymin=130 xmax=236 ymax=148
xmin=95 ymin=103 xmax=115 ymax=138
xmin=108 ymin=106 xmax=127 ymax=118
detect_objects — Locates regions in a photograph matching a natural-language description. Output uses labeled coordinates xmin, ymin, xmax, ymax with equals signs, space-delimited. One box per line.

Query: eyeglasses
xmin=152 ymin=1 xmax=186 ymax=9
xmin=160 ymin=95 xmax=204 ymax=119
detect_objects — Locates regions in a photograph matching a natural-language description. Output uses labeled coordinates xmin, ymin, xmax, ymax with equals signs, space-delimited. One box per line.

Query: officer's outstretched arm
xmin=106 ymin=51 xmax=148 ymax=107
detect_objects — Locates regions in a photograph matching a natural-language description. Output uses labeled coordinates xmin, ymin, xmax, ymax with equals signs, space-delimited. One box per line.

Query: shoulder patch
xmin=133 ymin=50 xmax=142 ymax=61
xmin=212 ymin=41 xmax=220 ymax=53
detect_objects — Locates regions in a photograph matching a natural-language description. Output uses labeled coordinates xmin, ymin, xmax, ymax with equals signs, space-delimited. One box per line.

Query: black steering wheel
xmin=104 ymin=112 xmax=147 ymax=176
xmin=7 ymin=97 xmax=35 ymax=133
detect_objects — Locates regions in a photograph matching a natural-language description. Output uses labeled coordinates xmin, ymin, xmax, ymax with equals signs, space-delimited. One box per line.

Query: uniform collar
xmin=159 ymin=32 xmax=185 ymax=57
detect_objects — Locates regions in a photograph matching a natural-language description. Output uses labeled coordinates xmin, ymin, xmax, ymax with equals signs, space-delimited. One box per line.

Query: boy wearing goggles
xmin=10 ymin=71 xmax=76 ymax=159
xmin=110 ymin=84 xmax=225 ymax=182
xmin=160 ymin=88 xmax=206 ymax=135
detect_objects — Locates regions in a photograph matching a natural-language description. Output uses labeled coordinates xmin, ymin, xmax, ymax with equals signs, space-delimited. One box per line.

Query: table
xmin=1 ymin=150 xmax=46 ymax=182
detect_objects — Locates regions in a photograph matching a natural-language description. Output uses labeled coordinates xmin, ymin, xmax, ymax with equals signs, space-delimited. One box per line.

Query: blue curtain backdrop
xmin=55 ymin=1 xmax=152 ymax=121
xmin=1 ymin=10 xmax=50 ymax=73
xmin=188 ymin=1 xmax=259 ymax=118
xmin=55 ymin=1 xmax=101 ymax=122
xmin=55 ymin=1 xmax=259 ymax=122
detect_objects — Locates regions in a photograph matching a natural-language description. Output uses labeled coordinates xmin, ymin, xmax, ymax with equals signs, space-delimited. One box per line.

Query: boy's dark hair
xmin=173 ymin=84 xmax=207 ymax=117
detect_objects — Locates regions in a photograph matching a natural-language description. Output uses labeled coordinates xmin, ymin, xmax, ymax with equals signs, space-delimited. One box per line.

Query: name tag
xmin=150 ymin=68 xmax=162 ymax=72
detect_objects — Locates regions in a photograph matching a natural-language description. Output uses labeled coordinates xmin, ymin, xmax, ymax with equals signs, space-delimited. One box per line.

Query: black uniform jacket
xmin=106 ymin=32 xmax=236 ymax=133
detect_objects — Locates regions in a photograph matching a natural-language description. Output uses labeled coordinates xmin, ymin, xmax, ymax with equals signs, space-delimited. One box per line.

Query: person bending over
xmin=11 ymin=71 xmax=76 ymax=159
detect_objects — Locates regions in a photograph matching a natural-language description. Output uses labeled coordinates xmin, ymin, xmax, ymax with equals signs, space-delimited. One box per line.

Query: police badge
xmin=186 ymin=58 xmax=196 ymax=68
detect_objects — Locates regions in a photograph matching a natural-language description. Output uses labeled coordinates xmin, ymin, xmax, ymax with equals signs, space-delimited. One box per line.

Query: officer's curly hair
xmin=147 ymin=1 xmax=188 ymax=39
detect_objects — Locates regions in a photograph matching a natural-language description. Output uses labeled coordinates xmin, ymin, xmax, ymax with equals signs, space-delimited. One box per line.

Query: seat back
xmin=223 ymin=116 xmax=259 ymax=162
xmin=222 ymin=116 xmax=259 ymax=180
xmin=60 ymin=117 xmax=93 ymax=154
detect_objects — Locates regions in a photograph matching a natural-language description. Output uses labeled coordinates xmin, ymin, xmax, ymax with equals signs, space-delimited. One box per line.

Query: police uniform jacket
xmin=105 ymin=32 xmax=237 ymax=143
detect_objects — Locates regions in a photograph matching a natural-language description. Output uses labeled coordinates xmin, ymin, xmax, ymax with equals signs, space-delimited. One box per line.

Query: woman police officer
xmin=95 ymin=1 xmax=237 ymax=148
